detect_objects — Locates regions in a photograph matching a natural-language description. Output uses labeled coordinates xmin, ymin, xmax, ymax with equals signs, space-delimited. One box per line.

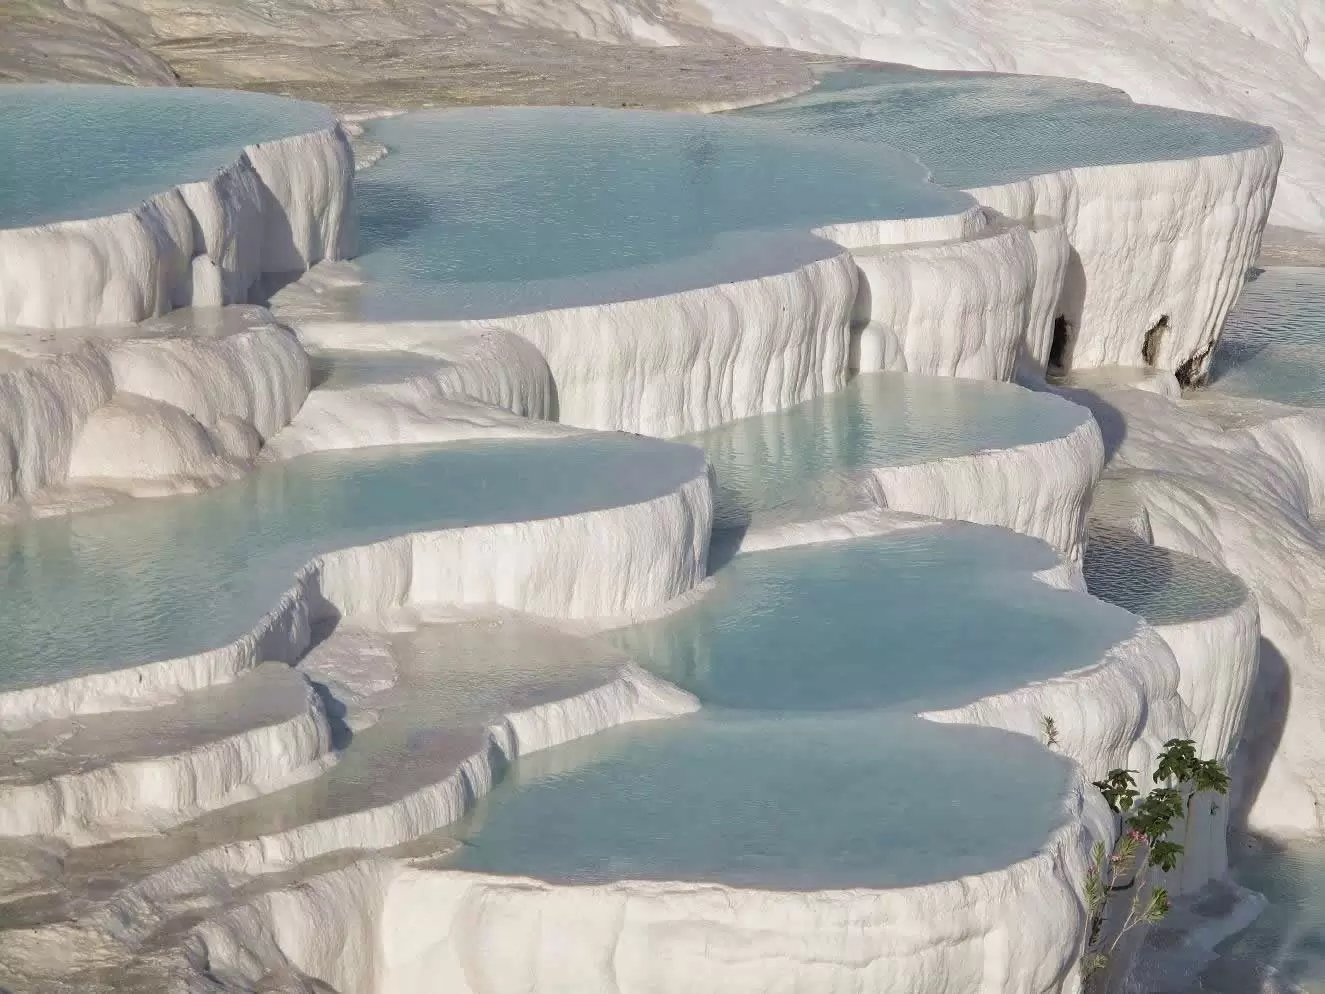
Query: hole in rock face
xmin=1049 ymin=315 xmax=1072 ymax=371
xmin=1142 ymin=315 xmax=1170 ymax=366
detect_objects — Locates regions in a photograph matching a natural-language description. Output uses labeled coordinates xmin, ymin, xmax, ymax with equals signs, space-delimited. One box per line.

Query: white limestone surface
xmin=0 ymin=664 xmax=333 ymax=845
xmin=267 ymin=325 xmax=562 ymax=458
xmin=1058 ymin=385 xmax=1325 ymax=836
xmin=0 ymin=125 xmax=354 ymax=329
xmin=848 ymin=219 xmax=1044 ymax=380
xmin=0 ymin=453 xmax=712 ymax=730
xmin=0 ymin=306 xmax=309 ymax=504
xmin=969 ymin=144 xmax=1281 ymax=379
xmin=280 ymin=252 xmax=860 ymax=438
xmin=866 ymin=415 xmax=1104 ymax=561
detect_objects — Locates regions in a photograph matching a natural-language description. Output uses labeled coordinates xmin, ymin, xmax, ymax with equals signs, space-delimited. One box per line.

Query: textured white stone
xmin=0 ymin=126 xmax=355 ymax=329
xmin=0 ymin=459 xmax=711 ymax=729
xmin=1059 ymin=386 xmax=1325 ymax=835
xmin=866 ymin=415 xmax=1104 ymax=561
xmin=0 ymin=308 xmax=308 ymax=502
xmin=0 ymin=665 xmax=333 ymax=845
xmin=848 ymin=218 xmax=1044 ymax=380
xmin=969 ymin=144 xmax=1281 ymax=378
xmin=267 ymin=325 xmax=562 ymax=458
xmin=284 ymin=252 xmax=859 ymax=438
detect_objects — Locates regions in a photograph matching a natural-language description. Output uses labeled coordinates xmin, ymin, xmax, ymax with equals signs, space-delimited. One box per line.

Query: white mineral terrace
xmin=0 ymin=64 xmax=1317 ymax=994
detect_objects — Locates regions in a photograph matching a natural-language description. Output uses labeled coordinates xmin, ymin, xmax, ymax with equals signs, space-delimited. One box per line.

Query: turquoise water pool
xmin=0 ymin=85 xmax=334 ymax=229
xmin=1084 ymin=525 xmax=1248 ymax=627
xmin=614 ymin=529 xmax=1136 ymax=714
xmin=448 ymin=710 xmax=1073 ymax=889
xmin=739 ymin=67 xmax=1275 ymax=190
xmin=0 ymin=434 xmax=702 ymax=691
xmin=1208 ymin=268 xmax=1325 ymax=408
xmin=1192 ymin=837 xmax=1325 ymax=993
xmin=340 ymin=107 xmax=969 ymax=321
xmin=686 ymin=371 xmax=1090 ymax=529
xmin=443 ymin=523 xmax=1131 ymax=889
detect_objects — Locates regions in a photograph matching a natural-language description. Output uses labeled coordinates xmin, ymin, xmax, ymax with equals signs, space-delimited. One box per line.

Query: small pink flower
xmin=1127 ymin=829 xmax=1146 ymax=842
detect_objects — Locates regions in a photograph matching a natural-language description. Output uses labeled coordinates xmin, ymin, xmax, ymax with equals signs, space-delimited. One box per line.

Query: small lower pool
xmin=685 ymin=371 xmax=1090 ymax=529
xmin=447 ymin=709 xmax=1074 ymax=890
xmin=1208 ymin=268 xmax=1325 ymax=409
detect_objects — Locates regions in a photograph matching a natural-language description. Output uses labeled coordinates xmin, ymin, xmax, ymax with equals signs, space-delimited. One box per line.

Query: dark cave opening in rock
xmin=1142 ymin=315 xmax=1170 ymax=366
xmin=1049 ymin=315 xmax=1071 ymax=371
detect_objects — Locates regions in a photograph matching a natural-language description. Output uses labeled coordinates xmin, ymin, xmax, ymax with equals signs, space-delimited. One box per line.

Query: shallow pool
xmin=614 ymin=528 xmax=1137 ymax=714
xmin=340 ymin=107 xmax=969 ymax=321
xmin=1195 ymin=837 xmax=1325 ymax=993
xmin=447 ymin=709 xmax=1073 ymax=890
xmin=1208 ymin=268 xmax=1325 ymax=408
xmin=0 ymin=85 xmax=334 ymax=229
xmin=738 ymin=67 xmax=1274 ymax=190
xmin=0 ymin=434 xmax=703 ymax=691
xmin=1084 ymin=524 xmax=1248 ymax=627
xmin=686 ymin=371 xmax=1090 ymax=529
xmin=443 ymin=523 xmax=1132 ymax=889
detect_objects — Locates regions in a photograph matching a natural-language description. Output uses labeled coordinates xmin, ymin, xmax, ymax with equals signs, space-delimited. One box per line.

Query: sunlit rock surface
xmin=0 ymin=57 xmax=1306 ymax=994
xmin=0 ymin=85 xmax=354 ymax=329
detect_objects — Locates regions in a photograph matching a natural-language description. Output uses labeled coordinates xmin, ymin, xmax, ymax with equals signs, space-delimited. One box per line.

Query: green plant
xmin=1043 ymin=715 xmax=1060 ymax=749
xmin=1080 ymin=739 xmax=1229 ymax=986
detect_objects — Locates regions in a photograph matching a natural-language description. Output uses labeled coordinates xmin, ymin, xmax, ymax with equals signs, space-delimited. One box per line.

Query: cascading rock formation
xmin=0 ymin=64 xmax=1318 ymax=994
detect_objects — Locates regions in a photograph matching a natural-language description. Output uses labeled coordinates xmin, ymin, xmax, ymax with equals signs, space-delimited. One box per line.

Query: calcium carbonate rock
xmin=0 ymin=125 xmax=355 ymax=330
xmin=0 ymin=306 xmax=309 ymax=503
xmin=970 ymin=143 xmax=1281 ymax=379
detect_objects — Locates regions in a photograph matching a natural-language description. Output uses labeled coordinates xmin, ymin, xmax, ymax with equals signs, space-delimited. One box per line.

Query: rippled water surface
xmin=0 ymin=85 xmax=333 ymax=228
xmin=343 ymin=107 xmax=969 ymax=320
xmin=0 ymin=435 xmax=702 ymax=690
xmin=686 ymin=372 xmax=1089 ymax=529
xmin=1209 ymin=268 xmax=1325 ymax=408
xmin=740 ymin=67 xmax=1275 ymax=189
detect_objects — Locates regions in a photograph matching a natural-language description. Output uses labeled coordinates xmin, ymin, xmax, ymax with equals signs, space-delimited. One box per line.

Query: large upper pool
xmin=685 ymin=371 xmax=1090 ymax=529
xmin=337 ymin=107 xmax=969 ymax=321
xmin=0 ymin=434 xmax=703 ymax=691
xmin=1207 ymin=267 xmax=1325 ymax=408
xmin=738 ymin=67 xmax=1276 ymax=190
xmin=0 ymin=85 xmax=334 ymax=229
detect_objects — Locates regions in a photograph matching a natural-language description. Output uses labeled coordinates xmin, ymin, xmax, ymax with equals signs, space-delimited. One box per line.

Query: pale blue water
xmin=613 ymin=529 xmax=1138 ymax=714
xmin=739 ymin=68 xmax=1275 ymax=190
xmin=1084 ymin=525 xmax=1248 ymax=627
xmin=445 ymin=525 xmax=1128 ymax=888
xmin=0 ymin=85 xmax=334 ymax=228
xmin=449 ymin=711 xmax=1074 ymax=889
xmin=1193 ymin=838 xmax=1325 ymax=993
xmin=1208 ymin=268 xmax=1325 ymax=408
xmin=343 ymin=107 xmax=969 ymax=320
xmin=0 ymin=435 xmax=703 ymax=690
xmin=686 ymin=372 xmax=1090 ymax=529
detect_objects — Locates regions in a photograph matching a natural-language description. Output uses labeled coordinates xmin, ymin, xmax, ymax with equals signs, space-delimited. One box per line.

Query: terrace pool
xmin=0 ymin=85 xmax=334 ymax=229
xmin=335 ymin=107 xmax=970 ymax=321
xmin=738 ymin=67 xmax=1275 ymax=190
